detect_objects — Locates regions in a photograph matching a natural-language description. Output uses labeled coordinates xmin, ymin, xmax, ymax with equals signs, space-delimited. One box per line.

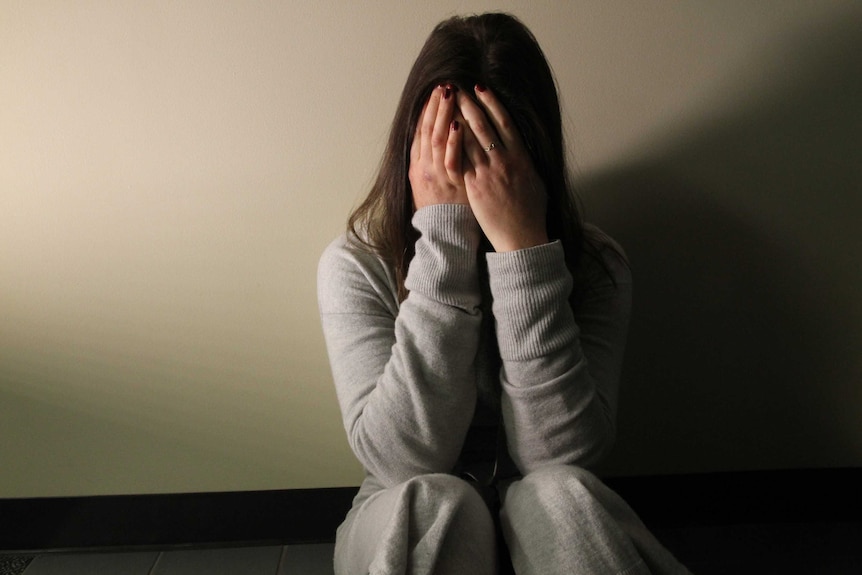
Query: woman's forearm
xmin=319 ymin=205 xmax=484 ymax=487
xmin=489 ymin=241 xmax=631 ymax=473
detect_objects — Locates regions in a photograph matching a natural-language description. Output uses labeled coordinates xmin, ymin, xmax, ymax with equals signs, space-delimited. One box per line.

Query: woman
xmin=318 ymin=12 xmax=689 ymax=575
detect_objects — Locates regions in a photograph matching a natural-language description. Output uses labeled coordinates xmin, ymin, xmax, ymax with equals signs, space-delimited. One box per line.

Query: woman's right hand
xmin=408 ymin=84 xmax=469 ymax=209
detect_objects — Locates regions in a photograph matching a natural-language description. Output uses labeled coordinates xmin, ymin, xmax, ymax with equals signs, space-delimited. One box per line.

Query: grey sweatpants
xmin=334 ymin=465 xmax=690 ymax=575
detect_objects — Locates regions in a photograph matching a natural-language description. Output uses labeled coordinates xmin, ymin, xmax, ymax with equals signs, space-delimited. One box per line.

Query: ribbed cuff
xmin=486 ymin=241 xmax=577 ymax=360
xmin=405 ymin=205 xmax=481 ymax=310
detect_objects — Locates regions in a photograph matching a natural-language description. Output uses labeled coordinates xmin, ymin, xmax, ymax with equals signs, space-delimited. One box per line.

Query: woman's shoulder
xmin=319 ymin=232 xmax=389 ymax=281
xmin=580 ymin=223 xmax=632 ymax=289
xmin=318 ymin=232 xmax=400 ymax=313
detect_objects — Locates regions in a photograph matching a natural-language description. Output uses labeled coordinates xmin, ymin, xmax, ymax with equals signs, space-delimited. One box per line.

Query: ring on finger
xmin=483 ymin=142 xmax=497 ymax=152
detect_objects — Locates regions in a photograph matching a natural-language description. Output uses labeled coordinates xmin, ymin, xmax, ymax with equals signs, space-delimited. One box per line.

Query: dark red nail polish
xmin=451 ymin=120 xmax=460 ymax=131
xmin=475 ymin=84 xmax=487 ymax=93
xmin=443 ymin=86 xmax=452 ymax=99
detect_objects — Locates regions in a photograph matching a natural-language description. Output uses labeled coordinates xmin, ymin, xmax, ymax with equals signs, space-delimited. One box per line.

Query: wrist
xmin=489 ymin=230 xmax=549 ymax=253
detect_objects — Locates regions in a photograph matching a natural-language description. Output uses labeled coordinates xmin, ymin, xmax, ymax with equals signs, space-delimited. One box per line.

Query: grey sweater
xmin=318 ymin=204 xmax=632 ymax=505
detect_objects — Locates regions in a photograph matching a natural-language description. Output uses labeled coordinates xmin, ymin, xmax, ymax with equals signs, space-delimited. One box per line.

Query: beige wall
xmin=2 ymin=0 xmax=860 ymax=497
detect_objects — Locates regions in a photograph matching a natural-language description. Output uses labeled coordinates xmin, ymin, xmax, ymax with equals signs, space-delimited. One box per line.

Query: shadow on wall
xmin=584 ymin=15 xmax=862 ymax=476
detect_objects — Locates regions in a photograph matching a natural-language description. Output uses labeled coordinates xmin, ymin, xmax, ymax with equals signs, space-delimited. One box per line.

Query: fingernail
xmin=443 ymin=86 xmax=452 ymax=99
xmin=451 ymin=120 xmax=460 ymax=131
xmin=475 ymin=84 xmax=487 ymax=93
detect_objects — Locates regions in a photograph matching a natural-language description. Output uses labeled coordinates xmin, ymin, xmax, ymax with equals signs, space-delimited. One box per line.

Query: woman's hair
xmin=348 ymin=12 xmax=603 ymax=302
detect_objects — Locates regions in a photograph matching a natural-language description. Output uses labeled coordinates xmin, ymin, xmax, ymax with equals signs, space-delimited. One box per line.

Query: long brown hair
xmin=348 ymin=13 xmax=599 ymax=302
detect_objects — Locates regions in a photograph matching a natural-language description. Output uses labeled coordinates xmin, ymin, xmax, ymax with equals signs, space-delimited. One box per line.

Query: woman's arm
xmin=317 ymin=206 xmax=483 ymax=487
xmin=455 ymin=85 xmax=632 ymax=473
xmin=489 ymin=239 xmax=632 ymax=473
xmin=319 ymin=85 xmax=484 ymax=487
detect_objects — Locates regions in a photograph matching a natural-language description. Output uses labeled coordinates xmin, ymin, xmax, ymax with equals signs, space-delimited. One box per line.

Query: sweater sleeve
xmin=487 ymin=236 xmax=632 ymax=473
xmin=317 ymin=204 xmax=483 ymax=487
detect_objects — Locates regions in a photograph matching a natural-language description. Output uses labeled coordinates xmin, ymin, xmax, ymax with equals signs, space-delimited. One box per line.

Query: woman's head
xmin=349 ymin=13 xmax=583 ymax=299
xmin=402 ymin=13 xmax=566 ymax=196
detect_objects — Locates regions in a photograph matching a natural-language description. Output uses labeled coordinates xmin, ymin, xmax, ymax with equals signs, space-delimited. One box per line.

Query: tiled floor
xmin=9 ymin=544 xmax=334 ymax=575
xmin=5 ymin=522 xmax=862 ymax=574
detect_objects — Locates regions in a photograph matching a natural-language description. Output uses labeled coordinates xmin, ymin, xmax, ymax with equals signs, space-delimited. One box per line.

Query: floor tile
xmin=0 ymin=554 xmax=35 ymax=575
xmin=22 ymin=551 xmax=158 ymax=575
xmin=152 ymin=546 xmax=282 ymax=575
xmin=277 ymin=544 xmax=334 ymax=575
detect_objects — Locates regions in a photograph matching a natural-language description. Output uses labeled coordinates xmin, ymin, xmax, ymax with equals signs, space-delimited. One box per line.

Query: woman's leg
xmin=500 ymin=465 xmax=689 ymax=575
xmin=335 ymin=473 xmax=498 ymax=575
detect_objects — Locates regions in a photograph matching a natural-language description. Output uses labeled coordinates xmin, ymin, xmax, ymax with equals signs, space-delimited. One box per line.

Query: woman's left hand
xmin=456 ymin=86 xmax=549 ymax=252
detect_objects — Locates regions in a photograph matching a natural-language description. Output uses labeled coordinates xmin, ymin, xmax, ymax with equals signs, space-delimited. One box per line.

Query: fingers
xmin=444 ymin=115 xmax=464 ymax=183
xmin=457 ymin=90 xmax=495 ymax=165
xmin=472 ymin=85 xmax=524 ymax=153
xmin=414 ymin=87 xmax=441 ymax=163
xmin=408 ymin=85 xmax=468 ymax=207
xmin=432 ymin=85 xmax=456 ymax=159
xmin=413 ymin=85 xmax=459 ymax=162
xmin=457 ymin=86 xmax=530 ymax=166
xmin=416 ymin=84 xmax=519 ymax=168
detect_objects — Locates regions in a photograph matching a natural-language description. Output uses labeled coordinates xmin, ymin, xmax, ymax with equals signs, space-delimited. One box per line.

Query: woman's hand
xmin=408 ymin=84 xmax=469 ymax=209
xmin=457 ymin=86 xmax=549 ymax=252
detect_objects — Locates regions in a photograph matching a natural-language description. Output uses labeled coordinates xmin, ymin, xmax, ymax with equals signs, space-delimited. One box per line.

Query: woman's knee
xmin=403 ymin=473 xmax=492 ymax=523
xmin=503 ymin=464 xmax=640 ymax=537
xmin=501 ymin=464 xmax=615 ymax=534
xmin=336 ymin=474 xmax=496 ymax=574
xmin=501 ymin=466 xmax=647 ymax=574
xmin=509 ymin=464 xmax=599 ymax=502
xmin=402 ymin=474 xmax=497 ymax=573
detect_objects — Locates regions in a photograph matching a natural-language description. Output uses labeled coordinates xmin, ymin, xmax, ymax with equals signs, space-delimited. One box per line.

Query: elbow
xmin=348 ymin=419 xmax=403 ymax=486
xmin=577 ymin=413 xmax=616 ymax=469
xmin=572 ymin=404 xmax=617 ymax=470
xmin=515 ymin=410 xmax=616 ymax=475
xmin=348 ymin=417 xmax=458 ymax=488
xmin=571 ymin=391 xmax=617 ymax=469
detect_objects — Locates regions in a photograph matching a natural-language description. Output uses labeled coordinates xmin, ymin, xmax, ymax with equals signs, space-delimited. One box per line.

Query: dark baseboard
xmin=606 ymin=467 xmax=861 ymax=527
xmin=0 ymin=486 xmax=357 ymax=553
xmin=1 ymin=468 xmax=859 ymax=553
